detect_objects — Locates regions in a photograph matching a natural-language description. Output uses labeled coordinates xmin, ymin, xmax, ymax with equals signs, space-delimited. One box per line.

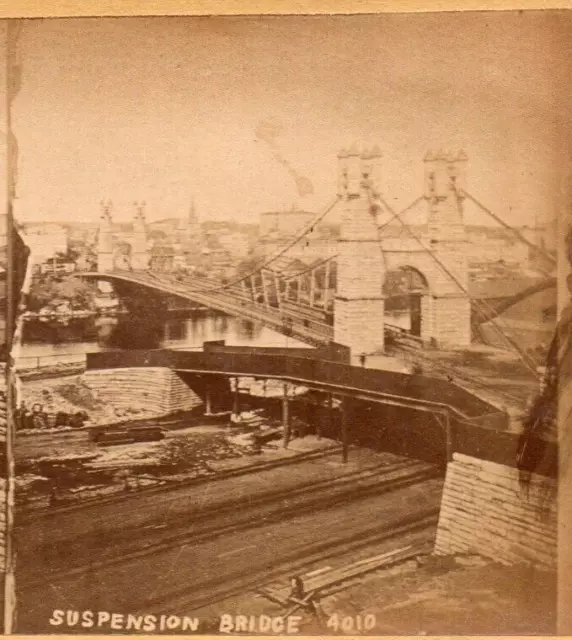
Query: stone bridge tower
xmin=423 ymin=150 xmax=471 ymax=347
xmin=97 ymin=200 xmax=114 ymax=272
xmin=333 ymin=146 xmax=471 ymax=355
xmin=131 ymin=201 xmax=149 ymax=270
xmin=334 ymin=144 xmax=386 ymax=355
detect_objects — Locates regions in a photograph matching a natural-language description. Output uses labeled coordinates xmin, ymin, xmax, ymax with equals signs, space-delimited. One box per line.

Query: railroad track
xmin=139 ymin=507 xmax=439 ymax=616
xmin=18 ymin=443 xmax=344 ymax=520
xmin=19 ymin=459 xmax=440 ymax=591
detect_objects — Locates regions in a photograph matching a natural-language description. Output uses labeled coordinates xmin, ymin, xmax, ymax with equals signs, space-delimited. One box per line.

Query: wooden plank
xmin=268 ymin=544 xmax=422 ymax=601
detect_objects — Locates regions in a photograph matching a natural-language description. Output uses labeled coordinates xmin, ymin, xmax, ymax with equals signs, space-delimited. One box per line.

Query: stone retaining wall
xmin=435 ymin=453 xmax=556 ymax=570
xmin=84 ymin=367 xmax=203 ymax=417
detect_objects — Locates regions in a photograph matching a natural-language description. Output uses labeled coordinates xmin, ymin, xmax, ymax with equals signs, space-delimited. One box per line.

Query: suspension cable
xmin=377 ymin=195 xmax=425 ymax=232
xmin=463 ymin=190 xmax=556 ymax=270
xmin=274 ymin=193 xmax=424 ymax=311
xmin=189 ymin=193 xmax=423 ymax=295
xmin=279 ymin=195 xmax=425 ymax=283
xmin=375 ymin=191 xmax=540 ymax=377
xmin=282 ymin=254 xmax=337 ymax=281
xmin=184 ymin=197 xmax=341 ymax=294
xmin=365 ymin=185 xmax=389 ymax=271
xmin=373 ymin=194 xmax=425 ymax=272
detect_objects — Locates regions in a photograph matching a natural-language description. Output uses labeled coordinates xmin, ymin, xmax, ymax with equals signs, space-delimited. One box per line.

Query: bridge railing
xmin=16 ymin=352 xmax=88 ymax=370
xmin=311 ymin=359 xmax=497 ymax=419
xmin=80 ymin=270 xmax=335 ymax=345
xmin=87 ymin=349 xmax=159 ymax=370
xmin=453 ymin=417 xmax=557 ymax=473
xmin=202 ymin=341 xmax=350 ymax=364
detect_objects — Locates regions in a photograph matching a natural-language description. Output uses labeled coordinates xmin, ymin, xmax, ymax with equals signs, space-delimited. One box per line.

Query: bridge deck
xmin=87 ymin=347 xmax=508 ymax=430
xmin=80 ymin=270 xmax=334 ymax=346
xmin=77 ymin=270 xmax=556 ymax=338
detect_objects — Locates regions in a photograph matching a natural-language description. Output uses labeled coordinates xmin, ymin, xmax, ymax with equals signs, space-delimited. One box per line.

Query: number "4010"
xmin=326 ymin=613 xmax=377 ymax=633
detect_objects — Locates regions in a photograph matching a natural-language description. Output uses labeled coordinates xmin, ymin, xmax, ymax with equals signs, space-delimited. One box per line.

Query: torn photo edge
xmin=4 ymin=18 xmax=30 ymax=634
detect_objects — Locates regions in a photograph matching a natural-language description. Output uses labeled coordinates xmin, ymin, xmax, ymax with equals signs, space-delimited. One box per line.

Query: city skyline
xmin=9 ymin=12 xmax=572 ymax=229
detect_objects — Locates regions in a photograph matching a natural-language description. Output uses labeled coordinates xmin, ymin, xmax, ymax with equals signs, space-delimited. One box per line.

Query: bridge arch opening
xmin=383 ymin=266 xmax=430 ymax=338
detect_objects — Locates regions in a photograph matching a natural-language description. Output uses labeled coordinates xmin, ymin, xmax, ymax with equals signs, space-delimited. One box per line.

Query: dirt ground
xmin=315 ymin=554 xmax=556 ymax=635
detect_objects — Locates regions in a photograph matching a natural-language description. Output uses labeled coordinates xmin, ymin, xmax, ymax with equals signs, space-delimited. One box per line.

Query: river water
xmin=18 ymin=311 xmax=311 ymax=365
xmin=19 ymin=309 xmax=411 ymax=367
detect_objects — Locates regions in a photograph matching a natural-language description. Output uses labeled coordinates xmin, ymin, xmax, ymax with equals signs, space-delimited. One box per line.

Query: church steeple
xmin=180 ymin=195 xmax=202 ymax=266
xmin=131 ymin=200 xmax=149 ymax=269
xmin=97 ymin=199 xmax=114 ymax=271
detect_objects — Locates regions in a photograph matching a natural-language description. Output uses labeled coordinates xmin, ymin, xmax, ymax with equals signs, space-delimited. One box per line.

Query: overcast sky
xmin=9 ymin=12 xmax=572 ymax=228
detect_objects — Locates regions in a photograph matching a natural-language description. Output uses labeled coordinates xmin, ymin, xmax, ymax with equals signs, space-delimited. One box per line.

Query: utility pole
xmin=340 ymin=397 xmax=348 ymax=463
xmin=232 ymin=377 xmax=240 ymax=420
xmin=324 ymin=392 xmax=335 ymax=441
xmin=282 ymin=382 xmax=291 ymax=448
xmin=204 ymin=378 xmax=212 ymax=416
xmin=443 ymin=410 xmax=452 ymax=465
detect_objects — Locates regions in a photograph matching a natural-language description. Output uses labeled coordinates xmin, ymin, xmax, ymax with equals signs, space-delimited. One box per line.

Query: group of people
xmin=13 ymin=402 xmax=89 ymax=431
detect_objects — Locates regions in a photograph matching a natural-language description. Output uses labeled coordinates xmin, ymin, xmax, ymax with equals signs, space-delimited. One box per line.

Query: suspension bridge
xmin=78 ymin=147 xmax=556 ymax=365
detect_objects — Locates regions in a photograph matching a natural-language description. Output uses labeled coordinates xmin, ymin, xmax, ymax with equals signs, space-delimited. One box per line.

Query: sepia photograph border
xmin=2 ymin=0 xmax=572 ymax=639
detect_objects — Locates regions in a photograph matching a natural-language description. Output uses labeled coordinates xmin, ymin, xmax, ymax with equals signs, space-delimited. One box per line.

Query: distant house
xmin=217 ymin=231 xmax=251 ymax=258
xmin=259 ymin=209 xmax=317 ymax=238
xmin=258 ymin=209 xmax=339 ymax=263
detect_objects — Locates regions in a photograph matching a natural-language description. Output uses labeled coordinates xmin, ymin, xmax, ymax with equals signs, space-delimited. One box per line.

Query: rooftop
xmin=261 ymin=209 xmax=315 ymax=217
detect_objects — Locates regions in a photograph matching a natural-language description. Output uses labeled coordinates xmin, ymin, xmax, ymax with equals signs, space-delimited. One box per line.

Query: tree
xmin=28 ymin=277 xmax=59 ymax=311
xmin=27 ymin=276 xmax=97 ymax=312
xmin=148 ymin=229 xmax=168 ymax=242
xmin=55 ymin=277 xmax=96 ymax=309
xmin=55 ymin=247 xmax=80 ymax=263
